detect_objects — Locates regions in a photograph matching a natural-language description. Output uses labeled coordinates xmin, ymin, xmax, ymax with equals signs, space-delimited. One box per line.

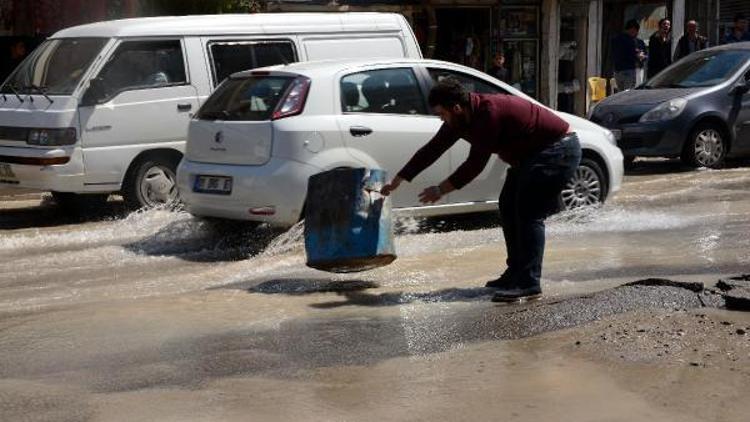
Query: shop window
xmin=97 ymin=40 xmax=186 ymax=96
xmin=428 ymin=68 xmax=509 ymax=95
xmin=340 ymin=68 xmax=427 ymax=115
xmin=209 ymin=41 xmax=296 ymax=85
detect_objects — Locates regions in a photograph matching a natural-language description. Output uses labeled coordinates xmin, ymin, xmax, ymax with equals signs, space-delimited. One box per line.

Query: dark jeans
xmin=498 ymin=133 xmax=581 ymax=289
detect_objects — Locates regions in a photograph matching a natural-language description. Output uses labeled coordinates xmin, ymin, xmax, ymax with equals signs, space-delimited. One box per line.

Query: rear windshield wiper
xmin=23 ymin=84 xmax=54 ymax=104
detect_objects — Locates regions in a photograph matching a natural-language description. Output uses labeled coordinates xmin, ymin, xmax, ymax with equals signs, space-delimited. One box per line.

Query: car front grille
xmin=0 ymin=126 xmax=28 ymax=142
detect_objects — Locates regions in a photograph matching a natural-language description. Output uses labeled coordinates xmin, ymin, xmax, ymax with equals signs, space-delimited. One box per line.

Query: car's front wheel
xmin=560 ymin=158 xmax=606 ymax=210
xmin=122 ymin=155 xmax=181 ymax=210
xmin=681 ymin=123 xmax=727 ymax=169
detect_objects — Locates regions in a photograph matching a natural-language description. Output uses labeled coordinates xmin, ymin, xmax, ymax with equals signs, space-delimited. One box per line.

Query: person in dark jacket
xmin=380 ymin=79 xmax=581 ymax=302
xmin=674 ymin=20 xmax=709 ymax=61
xmin=611 ymin=19 xmax=647 ymax=90
xmin=488 ymin=52 xmax=508 ymax=82
xmin=647 ymin=18 xmax=672 ymax=79
xmin=723 ymin=13 xmax=750 ymax=44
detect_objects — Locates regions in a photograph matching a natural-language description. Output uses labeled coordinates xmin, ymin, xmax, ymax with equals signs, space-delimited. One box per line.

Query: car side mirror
xmin=80 ymin=77 xmax=106 ymax=106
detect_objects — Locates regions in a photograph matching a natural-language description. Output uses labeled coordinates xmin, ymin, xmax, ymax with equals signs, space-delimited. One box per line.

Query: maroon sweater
xmin=397 ymin=93 xmax=570 ymax=189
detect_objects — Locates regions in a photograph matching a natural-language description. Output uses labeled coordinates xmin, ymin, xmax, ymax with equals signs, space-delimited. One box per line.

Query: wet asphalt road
xmin=1 ymin=159 xmax=750 ymax=421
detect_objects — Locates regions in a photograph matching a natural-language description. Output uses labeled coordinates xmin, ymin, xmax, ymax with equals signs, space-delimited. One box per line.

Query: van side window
xmin=427 ymin=68 xmax=508 ymax=95
xmin=208 ymin=41 xmax=296 ymax=85
xmin=340 ymin=68 xmax=427 ymax=115
xmin=97 ymin=40 xmax=186 ymax=97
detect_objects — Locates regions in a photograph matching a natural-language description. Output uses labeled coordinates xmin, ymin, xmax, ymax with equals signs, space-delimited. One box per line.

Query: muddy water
xmin=1 ymin=163 xmax=750 ymax=421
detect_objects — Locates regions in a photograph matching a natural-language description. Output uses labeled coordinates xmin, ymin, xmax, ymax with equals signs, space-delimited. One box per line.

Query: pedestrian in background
xmin=674 ymin=20 xmax=709 ymax=61
xmin=488 ymin=52 xmax=508 ymax=82
xmin=647 ymin=18 xmax=672 ymax=79
xmin=1 ymin=39 xmax=27 ymax=81
xmin=723 ymin=13 xmax=750 ymax=44
xmin=380 ymin=79 xmax=581 ymax=302
xmin=611 ymin=19 xmax=647 ymax=91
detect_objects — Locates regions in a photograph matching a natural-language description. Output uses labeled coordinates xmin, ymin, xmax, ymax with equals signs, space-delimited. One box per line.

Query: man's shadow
xmin=216 ymin=276 xmax=494 ymax=308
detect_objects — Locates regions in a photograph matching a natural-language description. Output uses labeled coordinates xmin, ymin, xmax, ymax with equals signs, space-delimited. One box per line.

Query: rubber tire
xmin=680 ymin=122 xmax=727 ymax=169
xmin=51 ymin=191 xmax=109 ymax=214
xmin=559 ymin=157 xmax=607 ymax=211
xmin=122 ymin=155 xmax=180 ymax=210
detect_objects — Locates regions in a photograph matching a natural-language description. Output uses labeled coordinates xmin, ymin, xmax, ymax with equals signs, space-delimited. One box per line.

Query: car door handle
xmin=177 ymin=103 xmax=192 ymax=112
xmin=350 ymin=126 xmax=372 ymax=137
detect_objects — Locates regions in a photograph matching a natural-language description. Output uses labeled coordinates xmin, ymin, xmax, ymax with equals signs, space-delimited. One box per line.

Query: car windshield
xmin=197 ymin=75 xmax=293 ymax=121
xmin=644 ymin=50 xmax=750 ymax=89
xmin=1 ymin=38 xmax=107 ymax=96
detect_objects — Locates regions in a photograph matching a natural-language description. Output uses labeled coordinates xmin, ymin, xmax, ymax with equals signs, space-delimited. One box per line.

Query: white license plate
xmin=0 ymin=163 xmax=16 ymax=179
xmin=194 ymin=175 xmax=232 ymax=195
xmin=611 ymin=129 xmax=622 ymax=141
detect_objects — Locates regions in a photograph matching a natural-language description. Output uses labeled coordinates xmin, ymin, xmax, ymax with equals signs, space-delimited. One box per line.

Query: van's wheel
xmin=123 ymin=155 xmax=180 ymax=210
xmin=559 ymin=158 xmax=606 ymax=210
xmin=681 ymin=123 xmax=727 ymax=169
xmin=51 ymin=191 xmax=109 ymax=213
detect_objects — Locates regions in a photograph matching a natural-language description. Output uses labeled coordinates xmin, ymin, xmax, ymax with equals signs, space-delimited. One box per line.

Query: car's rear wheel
xmin=560 ymin=158 xmax=605 ymax=210
xmin=681 ymin=123 xmax=727 ymax=169
xmin=123 ymin=155 xmax=180 ymax=210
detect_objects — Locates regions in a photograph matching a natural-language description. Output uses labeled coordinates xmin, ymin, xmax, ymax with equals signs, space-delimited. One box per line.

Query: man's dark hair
xmin=658 ymin=18 xmax=669 ymax=27
xmin=734 ymin=13 xmax=746 ymax=23
xmin=428 ymin=78 xmax=470 ymax=109
xmin=625 ymin=19 xmax=640 ymax=31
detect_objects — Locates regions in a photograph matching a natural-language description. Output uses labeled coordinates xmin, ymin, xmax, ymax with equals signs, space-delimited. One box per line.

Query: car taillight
xmin=272 ymin=77 xmax=310 ymax=120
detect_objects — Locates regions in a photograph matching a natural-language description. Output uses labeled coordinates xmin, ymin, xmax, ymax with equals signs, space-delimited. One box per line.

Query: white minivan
xmin=0 ymin=13 xmax=421 ymax=209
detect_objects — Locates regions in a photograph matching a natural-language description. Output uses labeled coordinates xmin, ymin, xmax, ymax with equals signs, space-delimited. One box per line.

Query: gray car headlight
xmin=639 ymin=98 xmax=688 ymax=123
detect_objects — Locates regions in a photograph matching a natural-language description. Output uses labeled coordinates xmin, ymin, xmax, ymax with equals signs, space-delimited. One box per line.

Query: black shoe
xmin=491 ymin=286 xmax=542 ymax=302
xmin=485 ymin=272 xmax=515 ymax=289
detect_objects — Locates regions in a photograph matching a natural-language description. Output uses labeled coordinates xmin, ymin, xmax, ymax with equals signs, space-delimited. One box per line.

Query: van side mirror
xmin=80 ymin=78 xmax=106 ymax=106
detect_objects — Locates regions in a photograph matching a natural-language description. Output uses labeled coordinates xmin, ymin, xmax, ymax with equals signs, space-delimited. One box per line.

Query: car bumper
xmin=606 ymin=142 xmax=624 ymax=196
xmin=0 ymin=145 xmax=85 ymax=191
xmin=177 ymin=156 xmax=321 ymax=227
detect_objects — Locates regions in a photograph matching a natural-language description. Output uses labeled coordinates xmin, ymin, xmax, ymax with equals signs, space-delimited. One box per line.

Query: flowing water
xmin=1 ymin=162 xmax=750 ymax=421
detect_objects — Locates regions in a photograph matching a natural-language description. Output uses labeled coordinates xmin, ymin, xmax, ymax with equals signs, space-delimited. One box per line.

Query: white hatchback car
xmin=177 ymin=59 xmax=624 ymax=227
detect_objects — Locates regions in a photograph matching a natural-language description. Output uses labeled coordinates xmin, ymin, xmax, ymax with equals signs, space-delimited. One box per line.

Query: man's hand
xmin=418 ymin=186 xmax=442 ymax=204
xmin=380 ymin=176 xmax=404 ymax=196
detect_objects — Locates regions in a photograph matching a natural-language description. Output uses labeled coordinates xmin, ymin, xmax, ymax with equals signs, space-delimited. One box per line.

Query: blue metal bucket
xmin=304 ymin=168 xmax=396 ymax=273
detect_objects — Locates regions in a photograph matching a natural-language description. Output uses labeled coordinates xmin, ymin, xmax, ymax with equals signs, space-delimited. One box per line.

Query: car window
xmin=427 ymin=68 xmax=509 ymax=94
xmin=209 ymin=41 xmax=296 ymax=85
xmin=97 ymin=40 xmax=186 ymax=96
xmin=197 ymin=76 xmax=293 ymax=121
xmin=340 ymin=68 xmax=427 ymax=115
xmin=1 ymin=38 xmax=107 ymax=95
xmin=645 ymin=50 xmax=750 ymax=89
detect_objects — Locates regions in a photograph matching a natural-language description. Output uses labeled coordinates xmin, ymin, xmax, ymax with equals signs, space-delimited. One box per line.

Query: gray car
xmin=589 ymin=42 xmax=750 ymax=168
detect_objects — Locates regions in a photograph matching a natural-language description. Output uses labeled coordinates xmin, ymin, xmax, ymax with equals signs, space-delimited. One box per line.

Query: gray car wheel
xmin=682 ymin=123 xmax=727 ymax=169
xmin=560 ymin=158 xmax=605 ymax=210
